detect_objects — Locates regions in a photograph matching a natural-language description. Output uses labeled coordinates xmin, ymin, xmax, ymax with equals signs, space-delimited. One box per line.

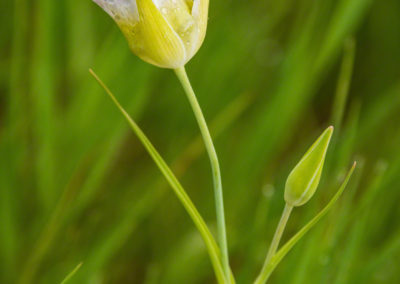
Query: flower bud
xmin=284 ymin=126 xmax=334 ymax=207
xmin=93 ymin=0 xmax=209 ymax=69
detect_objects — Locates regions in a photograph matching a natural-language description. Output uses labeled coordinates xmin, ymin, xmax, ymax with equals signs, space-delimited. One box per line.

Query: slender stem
xmin=266 ymin=204 xmax=293 ymax=263
xmin=255 ymin=204 xmax=293 ymax=284
xmin=174 ymin=66 xmax=231 ymax=283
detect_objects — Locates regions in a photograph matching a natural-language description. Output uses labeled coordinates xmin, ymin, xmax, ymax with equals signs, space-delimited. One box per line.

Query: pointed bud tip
xmin=325 ymin=126 xmax=334 ymax=136
xmin=322 ymin=126 xmax=334 ymax=144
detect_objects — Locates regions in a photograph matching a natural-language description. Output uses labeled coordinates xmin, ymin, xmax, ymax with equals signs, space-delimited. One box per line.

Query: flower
xmin=93 ymin=0 xmax=209 ymax=69
xmin=284 ymin=126 xmax=334 ymax=207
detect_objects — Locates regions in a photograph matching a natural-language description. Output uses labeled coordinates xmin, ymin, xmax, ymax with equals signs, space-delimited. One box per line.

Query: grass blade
xmin=60 ymin=262 xmax=83 ymax=284
xmin=331 ymin=37 xmax=356 ymax=131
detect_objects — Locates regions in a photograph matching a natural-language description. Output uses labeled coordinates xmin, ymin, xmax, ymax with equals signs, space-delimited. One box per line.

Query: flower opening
xmin=93 ymin=0 xmax=209 ymax=68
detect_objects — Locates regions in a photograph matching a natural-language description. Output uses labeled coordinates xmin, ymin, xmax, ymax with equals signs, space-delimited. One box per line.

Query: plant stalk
xmin=256 ymin=203 xmax=293 ymax=284
xmin=174 ymin=66 xmax=231 ymax=283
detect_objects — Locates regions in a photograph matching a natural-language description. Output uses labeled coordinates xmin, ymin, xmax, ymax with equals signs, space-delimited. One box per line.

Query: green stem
xmin=256 ymin=204 xmax=293 ymax=284
xmin=174 ymin=66 xmax=231 ymax=283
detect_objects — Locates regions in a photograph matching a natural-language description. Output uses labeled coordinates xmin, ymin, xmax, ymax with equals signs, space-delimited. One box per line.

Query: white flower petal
xmin=93 ymin=0 xmax=208 ymax=67
xmin=93 ymin=0 xmax=139 ymax=22
xmin=188 ymin=0 xmax=208 ymax=58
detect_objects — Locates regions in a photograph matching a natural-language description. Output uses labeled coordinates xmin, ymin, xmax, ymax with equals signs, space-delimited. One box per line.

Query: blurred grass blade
xmin=316 ymin=0 xmax=372 ymax=70
xmin=31 ymin=0 xmax=58 ymax=211
xmin=1 ymin=0 xmax=29 ymax=277
xmin=358 ymin=82 xmax=400 ymax=143
xmin=0 ymin=142 xmax=19 ymax=281
xmin=331 ymin=37 xmax=356 ymax=130
xmin=89 ymin=69 xmax=226 ymax=283
xmin=333 ymin=161 xmax=387 ymax=284
xmin=19 ymin=176 xmax=82 ymax=284
xmin=60 ymin=262 xmax=82 ymax=284
xmin=353 ymin=228 xmax=400 ymax=284
xmin=255 ymin=162 xmax=356 ymax=284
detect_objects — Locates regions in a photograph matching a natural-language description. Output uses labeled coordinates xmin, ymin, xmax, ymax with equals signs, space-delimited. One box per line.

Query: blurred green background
xmin=1 ymin=0 xmax=400 ymax=283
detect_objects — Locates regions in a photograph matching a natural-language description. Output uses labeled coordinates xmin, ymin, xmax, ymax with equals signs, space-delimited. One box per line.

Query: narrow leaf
xmin=60 ymin=262 xmax=82 ymax=284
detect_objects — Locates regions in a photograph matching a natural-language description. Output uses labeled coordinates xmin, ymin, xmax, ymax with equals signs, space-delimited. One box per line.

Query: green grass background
xmin=1 ymin=0 xmax=400 ymax=283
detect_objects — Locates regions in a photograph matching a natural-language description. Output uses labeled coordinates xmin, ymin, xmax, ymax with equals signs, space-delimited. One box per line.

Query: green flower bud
xmin=284 ymin=126 xmax=334 ymax=207
xmin=93 ymin=0 xmax=209 ymax=69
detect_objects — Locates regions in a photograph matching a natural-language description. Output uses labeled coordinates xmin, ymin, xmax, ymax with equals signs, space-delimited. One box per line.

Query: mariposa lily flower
xmin=93 ymin=0 xmax=209 ymax=69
